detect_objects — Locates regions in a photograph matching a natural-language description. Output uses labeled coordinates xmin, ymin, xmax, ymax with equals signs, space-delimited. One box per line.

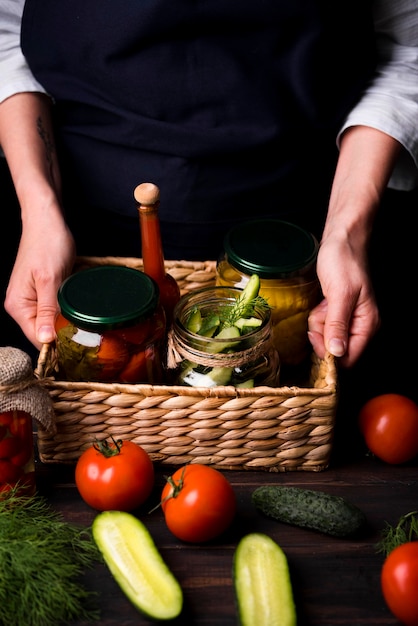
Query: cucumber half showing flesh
xmin=233 ymin=533 xmax=297 ymax=626
xmin=93 ymin=510 xmax=183 ymax=620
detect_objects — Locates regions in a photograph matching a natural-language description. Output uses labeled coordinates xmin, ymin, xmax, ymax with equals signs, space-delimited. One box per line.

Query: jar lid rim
xmin=223 ymin=219 xmax=318 ymax=277
xmin=58 ymin=265 xmax=159 ymax=330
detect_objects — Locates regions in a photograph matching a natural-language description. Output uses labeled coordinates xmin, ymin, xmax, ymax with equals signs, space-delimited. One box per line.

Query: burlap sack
xmin=0 ymin=347 xmax=56 ymax=434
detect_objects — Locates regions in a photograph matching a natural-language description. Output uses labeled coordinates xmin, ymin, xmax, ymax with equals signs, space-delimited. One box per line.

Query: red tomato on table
xmin=75 ymin=438 xmax=154 ymax=511
xmin=381 ymin=541 xmax=418 ymax=626
xmin=358 ymin=393 xmax=418 ymax=464
xmin=160 ymin=464 xmax=237 ymax=543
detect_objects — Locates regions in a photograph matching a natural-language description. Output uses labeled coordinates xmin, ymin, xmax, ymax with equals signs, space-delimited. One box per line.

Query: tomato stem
xmin=148 ymin=467 xmax=187 ymax=514
xmin=93 ymin=436 xmax=123 ymax=457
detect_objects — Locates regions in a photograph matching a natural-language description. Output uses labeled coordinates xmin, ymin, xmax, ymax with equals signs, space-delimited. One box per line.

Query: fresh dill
xmin=376 ymin=510 xmax=418 ymax=557
xmin=220 ymin=295 xmax=271 ymax=329
xmin=0 ymin=488 xmax=102 ymax=626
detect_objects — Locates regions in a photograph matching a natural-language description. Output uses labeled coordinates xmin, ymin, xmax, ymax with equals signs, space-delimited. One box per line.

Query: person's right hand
xmin=5 ymin=206 xmax=76 ymax=350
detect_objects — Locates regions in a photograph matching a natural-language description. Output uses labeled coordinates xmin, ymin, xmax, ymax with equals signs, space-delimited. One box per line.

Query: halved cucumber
xmin=233 ymin=533 xmax=296 ymax=626
xmin=92 ymin=511 xmax=183 ymax=621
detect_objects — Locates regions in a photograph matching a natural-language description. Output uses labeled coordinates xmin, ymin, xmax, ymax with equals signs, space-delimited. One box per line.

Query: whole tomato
xmin=160 ymin=464 xmax=237 ymax=543
xmin=75 ymin=438 xmax=154 ymax=511
xmin=381 ymin=541 xmax=418 ymax=625
xmin=358 ymin=394 xmax=418 ymax=464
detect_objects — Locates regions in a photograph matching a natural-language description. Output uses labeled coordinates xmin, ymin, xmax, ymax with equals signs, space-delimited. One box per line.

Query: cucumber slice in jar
xmin=205 ymin=325 xmax=241 ymax=354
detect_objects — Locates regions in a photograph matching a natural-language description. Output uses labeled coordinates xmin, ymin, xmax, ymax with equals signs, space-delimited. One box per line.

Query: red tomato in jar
xmin=160 ymin=464 xmax=237 ymax=543
xmin=75 ymin=438 xmax=154 ymax=511
xmin=381 ymin=541 xmax=418 ymax=626
xmin=0 ymin=459 xmax=23 ymax=485
xmin=358 ymin=394 xmax=418 ymax=464
xmin=0 ymin=413 xmax=12 ymax=429
xmin=0 ymin=436 xmax=21 ymax=460
xmin=95 ymin=334 xmax=130 ymax=381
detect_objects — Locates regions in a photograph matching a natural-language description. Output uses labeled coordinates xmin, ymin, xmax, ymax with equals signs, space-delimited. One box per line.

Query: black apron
xmin=21 ymin=0 xmax=376 ymax=259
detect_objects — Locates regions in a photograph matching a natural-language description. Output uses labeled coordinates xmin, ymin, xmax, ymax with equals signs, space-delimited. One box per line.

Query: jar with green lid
xmin=55 ymin=265 xmax=166 ymax=383
xmin=216 ymin=219 xmax=320 ymax=367
xmin=167 ymin=286 xmax=280 ymax=388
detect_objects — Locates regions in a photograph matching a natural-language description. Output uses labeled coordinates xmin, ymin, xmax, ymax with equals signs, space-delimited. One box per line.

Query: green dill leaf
xmin=376 ymin=510 xmax=418 ymax=557
xmin=220 ymin=295 xmax=270 ymax=329
xmin=0 ymin=489 xmax=102 ymax=626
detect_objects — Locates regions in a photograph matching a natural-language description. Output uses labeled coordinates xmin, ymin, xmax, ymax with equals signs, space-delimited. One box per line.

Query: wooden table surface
xmin=34 ymin=433 xmax=417 ymax=626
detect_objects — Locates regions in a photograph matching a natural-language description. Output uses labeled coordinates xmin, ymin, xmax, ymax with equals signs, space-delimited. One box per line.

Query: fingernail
xmin=328 ymin=338 xmax=346 ymax=357
xmin=37 ymin=326 xmax=55 ymax=344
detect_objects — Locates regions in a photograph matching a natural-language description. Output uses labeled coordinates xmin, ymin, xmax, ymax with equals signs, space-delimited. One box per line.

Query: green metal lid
xmin=58 ymin=265 xmax=160 ymax=331
xmin=223 ymin=219 xmax=318 ymax=278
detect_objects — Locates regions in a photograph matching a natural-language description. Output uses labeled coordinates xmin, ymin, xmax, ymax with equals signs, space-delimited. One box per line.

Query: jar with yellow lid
xmin=55 ymin=265 xmax=166 ymax=383
xmin=216 ymin=219 xmax=320 ymax=367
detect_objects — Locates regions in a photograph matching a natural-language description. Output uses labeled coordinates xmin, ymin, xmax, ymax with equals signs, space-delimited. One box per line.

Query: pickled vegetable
xmin=172 ymin=277 xmax=279 ymax=388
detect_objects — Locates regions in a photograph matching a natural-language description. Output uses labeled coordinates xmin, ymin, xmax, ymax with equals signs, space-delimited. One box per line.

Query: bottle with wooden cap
xmin=134 ymin=183 xmax=180 ymax=326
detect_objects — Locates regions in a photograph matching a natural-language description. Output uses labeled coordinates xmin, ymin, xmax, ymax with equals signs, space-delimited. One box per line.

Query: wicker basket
xmin=34 ymin=257 xmax=339 ymax=472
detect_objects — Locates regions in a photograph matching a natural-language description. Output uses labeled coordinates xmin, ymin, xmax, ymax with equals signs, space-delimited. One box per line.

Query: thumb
xmin=35 ymin=298 xmax=59 ymax=345
xmin=323 ymin=301 xmax=351 ymax=358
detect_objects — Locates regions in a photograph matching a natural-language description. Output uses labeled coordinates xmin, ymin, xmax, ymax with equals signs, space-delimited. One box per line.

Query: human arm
xmin=1 ymin=93 xmax=76 ymax=350
xmin=308 ymin=126 xmax=400 ymax=367
xmin=1 ymin=2 xmax=75 ymax=349
xmin=308 ymin=0 xmax=417 ymax=367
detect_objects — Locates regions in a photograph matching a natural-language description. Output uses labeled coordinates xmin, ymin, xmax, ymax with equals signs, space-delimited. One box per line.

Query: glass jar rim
xmin=223 ymin=219 xmax=318 ymax=278
xmin=58 ymin=265 xmax=160 ymax=331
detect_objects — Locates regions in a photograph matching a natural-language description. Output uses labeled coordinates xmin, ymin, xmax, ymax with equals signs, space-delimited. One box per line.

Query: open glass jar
xmin=216 ymin=219 xmax=321 ymax=366
xmin=167 ymin=286 xmax=280 ymax=388
xmin=55 ymin=265 xmax=166 ymax=383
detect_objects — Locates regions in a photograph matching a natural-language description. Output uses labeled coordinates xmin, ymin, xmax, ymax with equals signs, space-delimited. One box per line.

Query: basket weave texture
xmin=35 ymin=257 xmax=339 ymax=472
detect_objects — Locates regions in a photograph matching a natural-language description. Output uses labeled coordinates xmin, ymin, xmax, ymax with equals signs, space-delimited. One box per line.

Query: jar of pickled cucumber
xmin=167 ymin=285 xmax=280 ymax=388
xmin=216 ymin=219 xmax=320 ymax=367
xmin=55 ymin=265 xmax=166 ymax=383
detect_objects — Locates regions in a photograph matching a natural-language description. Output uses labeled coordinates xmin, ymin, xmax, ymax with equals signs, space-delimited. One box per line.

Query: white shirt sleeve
xmin=0 ymin=0 xmax=47 ymax=104
xmin=338 ymin=0 xmax=418 ymax=190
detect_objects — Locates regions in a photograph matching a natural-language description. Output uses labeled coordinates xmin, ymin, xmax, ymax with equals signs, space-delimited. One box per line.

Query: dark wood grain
xmin=34 ymin=443 xmax=417 ymax=626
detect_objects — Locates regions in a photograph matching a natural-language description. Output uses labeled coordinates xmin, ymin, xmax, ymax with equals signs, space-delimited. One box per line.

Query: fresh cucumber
xmin=92 ymin=511 xmax=183 ymax=620
xmin=233 ymin=533 xmax=296 ymax=626
xmin=252 ymin=486 xmax=366 ymax=538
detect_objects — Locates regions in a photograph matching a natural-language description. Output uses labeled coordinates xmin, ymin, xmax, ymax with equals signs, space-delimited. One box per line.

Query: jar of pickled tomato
xmin=168 ymin=286 xmax=280 ymax=388
xmin=0 ymin=346 xmax=55 ymax=498
xmin=0 ymin=409 xmax=35 ymax=497
xmin=55 ymin=265 xmax=166 ymax=383
xmin=216 ymin=220 xmax=320 ymax=367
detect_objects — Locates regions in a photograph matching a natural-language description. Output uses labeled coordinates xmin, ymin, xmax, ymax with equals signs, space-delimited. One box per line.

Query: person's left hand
xmin=307 ymin=234 xmax=380 ymax=368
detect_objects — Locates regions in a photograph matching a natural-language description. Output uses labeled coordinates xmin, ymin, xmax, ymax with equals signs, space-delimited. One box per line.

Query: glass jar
xmin=168 ymin=286 xmax=280 ymax=388
xmin=55 ymin=265 xmax=166 ymax=383
xmin=216 ymin=219 xmax=320 ymax=367
xmin=0 ymin=409 xmax=35 ymax=497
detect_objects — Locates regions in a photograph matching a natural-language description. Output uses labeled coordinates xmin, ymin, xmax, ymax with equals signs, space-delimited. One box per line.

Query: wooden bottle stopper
xmin=134 ymin=183 xmax=160 ymax=208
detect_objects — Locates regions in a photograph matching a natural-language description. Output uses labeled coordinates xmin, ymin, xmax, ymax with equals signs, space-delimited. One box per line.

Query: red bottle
xmin=134 ymin=182 xmax=180 ymax=326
